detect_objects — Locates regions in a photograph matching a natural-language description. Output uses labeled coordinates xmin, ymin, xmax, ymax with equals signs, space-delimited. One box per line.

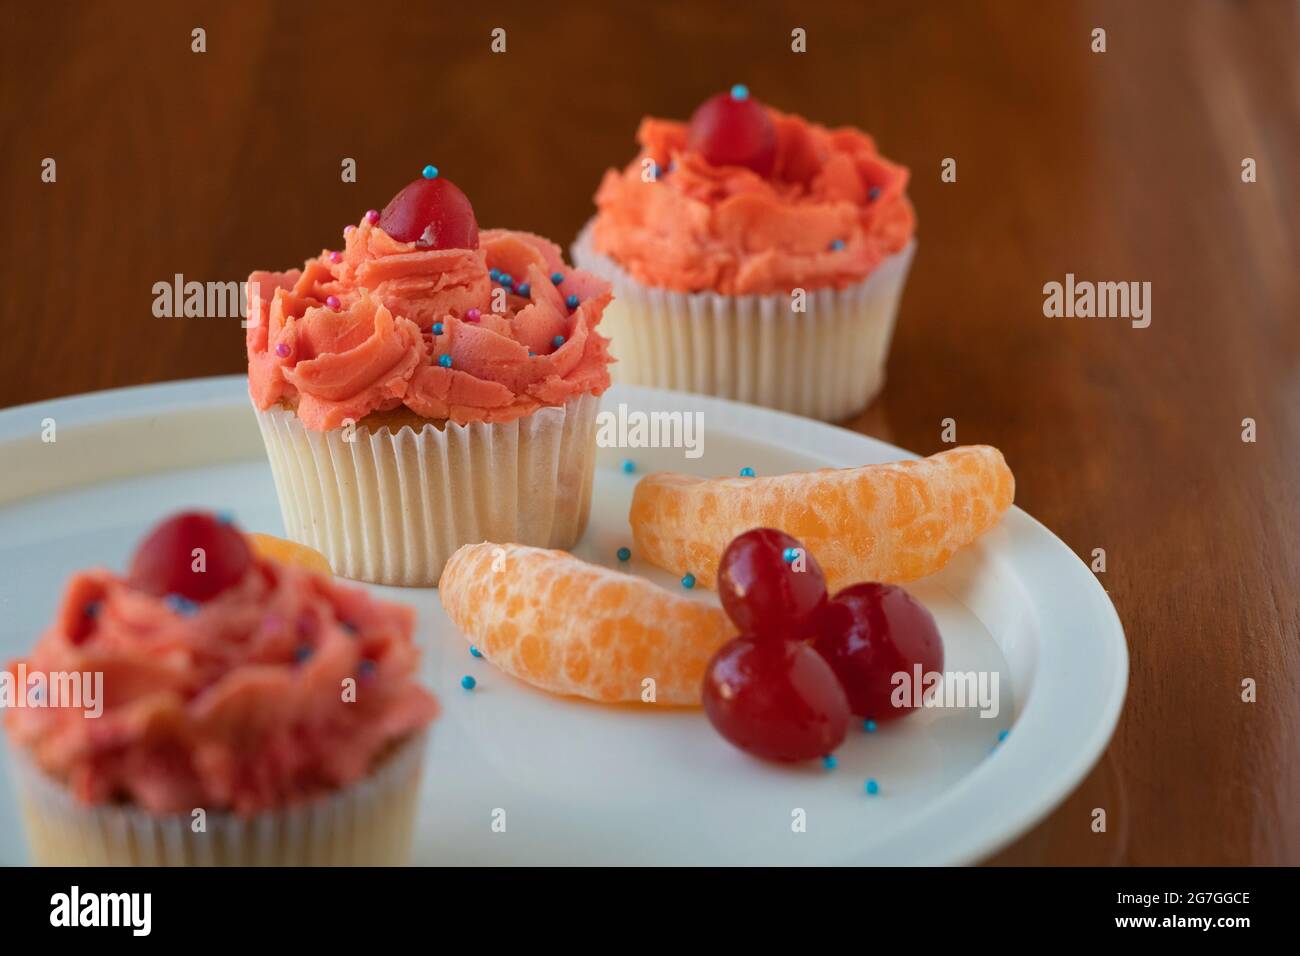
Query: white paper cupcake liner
xmin=572 ymin=221 xmax=915 ymax=421
xmin=254 ymin=391 xmax=599 ymax=587
xmin=11 ymin=730 xmax=427 ymax=866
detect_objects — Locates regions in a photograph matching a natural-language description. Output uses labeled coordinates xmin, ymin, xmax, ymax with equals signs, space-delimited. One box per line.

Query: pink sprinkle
xmin=326 ymin=295 xmax=341 ymax=310
xmin=343 ymin=224 xmax=355 ymax=237
xmin=275 ymin=343 xmax=290 ymax=358
xmin=262 ymin=614 xmax=283 ymax=633
xmin=365 ymin=209 xmax=379 ymax=224
xmin=465 ymin=308 xmax=481 ymax=322
xmin=329 ymin=251 xmax=342 ymax=263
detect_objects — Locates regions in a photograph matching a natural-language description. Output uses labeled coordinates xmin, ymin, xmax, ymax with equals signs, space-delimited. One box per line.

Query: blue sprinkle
xmin=422 ymin=164 xmax=439 ymax=179
xmin=552 ymin=335 xmax=566 ymax=348
xmin=550 ymin=271 xmax=564 ymax=284
xmin=865 ymin=778 xmax=880 ymax=796
xmin=470 ymin=645 xmax=483 ymax=658
xmin=739 ymin=466 xmax=756 ymax=477
xmin=621 ymin=458 xmax=636 ymax=474
xmin=461 ymin=675 xmax=477 ymax=690
xmin=565 ymin=294 xmax=579 ymax=309
xmin=215 ymin=510 xmax=236 ymax=525
xmin=822 ymin=754 xmax=837 ymax=770
xmin=868 ymin=186 xmax=882 ymax=201
xmin=998 ymin=728 xmax=1010 ymax=743
xmin=517 ymin=282 xmax=531 ymax=297
xmin=681 ymin=573 xmax=696 ymax=590
xmin=829 ymin=239 xmax=846 ymax=252
xmin=782 ymin=547 xmax=798 ymax=563
xmin=499 ymin=273 xmax=513 ymax=286
xmin=358 ymin=659 xmax=377 ymax=678
xmin=84 ymin=601 xmax=101 ymax=619
xmin=863 ymin=719 xmax=877 ymax=733
xmin=617 ymin=546 xmax=631 ymax=562
xmin=432 ymin=322 xmax=444 ymax=335
xmin=294 ymin=644 xmax=313 ymax=662
xmin=164 ymin=594 xmax=198 ymax=616
xmin=438 ymin=354 xmax=453 ymax=368
xmin=339 ymin=620 xmax=358 ymax=635
xmin=489 ymin=268 xmax=501 ymax=281
xmin=648 ymin=161 xmax=660 ymax=180
xmin=730 ymin=83 xmax=750 ymax=101
xmin=528 ymin=350 xmax=537 ymax=357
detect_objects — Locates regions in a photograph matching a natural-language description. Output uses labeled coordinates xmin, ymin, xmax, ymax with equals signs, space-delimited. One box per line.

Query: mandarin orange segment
xmin=246 ymin=532 xmax=333 ymax=575
xmin=439 ymin=543 xmax=732 ymax=706
xmin=629 ymin=445 xmax=1015 ymax=592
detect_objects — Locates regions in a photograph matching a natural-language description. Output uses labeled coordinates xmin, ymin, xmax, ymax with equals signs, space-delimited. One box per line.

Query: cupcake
xmin=4 ymin=512 xmax=438 ymax=866
xmin=572 ymin=85 xmax=916 ymax=421
xmin=247 ymin=168 xmax=614 ymax=586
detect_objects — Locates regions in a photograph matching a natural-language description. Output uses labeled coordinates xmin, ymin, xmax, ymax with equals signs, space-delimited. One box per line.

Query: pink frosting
xmin=591 ymin=109 xmax=916 ymax=295
xmin=4 ymin=560 xmax=437 ymax=815
xmin=247 ymin=224 xmax=613 ymax=430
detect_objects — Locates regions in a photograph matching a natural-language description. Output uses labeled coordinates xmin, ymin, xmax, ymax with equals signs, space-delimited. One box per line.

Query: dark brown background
xmin=2 ymin=0 xmax=1297 ymax=865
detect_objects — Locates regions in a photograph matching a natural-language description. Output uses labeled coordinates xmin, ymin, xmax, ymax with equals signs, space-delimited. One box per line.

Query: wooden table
xmin=2 ymin=1 xmax=1296 ymax=864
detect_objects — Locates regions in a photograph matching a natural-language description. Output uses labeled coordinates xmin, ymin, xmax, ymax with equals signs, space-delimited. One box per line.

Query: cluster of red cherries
xmin=703 ymin=529 xmax=944 ymax=763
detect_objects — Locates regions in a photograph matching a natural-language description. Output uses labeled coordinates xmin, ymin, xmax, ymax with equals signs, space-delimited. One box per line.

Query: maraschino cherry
xmin=812 ymin=582 xmax=945 ymax=720
xmin=686 ymin=84 xmax=777 ymax=177
xmin=376 ymin=166 xmax=479 ymax=250
xmin=716 ymin=528 xmax=827 ymax=640
xmin=702 ymin=635 xmax=850 ymax=762
xmin=128 ymin=511 xmax=253 ymax=603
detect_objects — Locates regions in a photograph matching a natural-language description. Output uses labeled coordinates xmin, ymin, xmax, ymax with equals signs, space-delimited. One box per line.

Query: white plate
xmin=0 ymin=377 xmax=1126 ymax=865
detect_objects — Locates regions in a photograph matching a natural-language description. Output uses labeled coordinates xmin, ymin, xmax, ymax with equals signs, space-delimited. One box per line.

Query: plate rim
xmin=0 ymin=376 xmax=1128 ymax=865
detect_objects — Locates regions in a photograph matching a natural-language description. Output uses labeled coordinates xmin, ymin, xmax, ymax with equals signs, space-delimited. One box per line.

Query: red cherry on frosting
xmin=686 ymin=85 xmax=777 ymax=178
xmin=128 ymin=512 xmax=253 ymax=603
xmin=377 ymin=173 xmax=479 ymax=250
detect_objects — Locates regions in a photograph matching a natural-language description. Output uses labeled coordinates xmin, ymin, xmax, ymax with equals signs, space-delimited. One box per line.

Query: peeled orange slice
xmin=629 ymin=445 xmax=1015 ymax=592
xmin=246 ymin=532 xmax=333 ymax=575
xmin=439 ymin=542 xmax=732 ymax=705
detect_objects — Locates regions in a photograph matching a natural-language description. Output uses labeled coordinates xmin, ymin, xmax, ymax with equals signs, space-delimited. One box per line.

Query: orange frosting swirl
xmin=247 ymin=224 xmax=614 ymax=430
xmin=591 ymin=109 xmax=916 ymax=295
xmin=4 ymin=559 xmax=437 ymax=815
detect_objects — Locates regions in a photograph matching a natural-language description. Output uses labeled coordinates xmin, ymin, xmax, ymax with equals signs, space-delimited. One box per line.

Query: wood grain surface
xmin=1 ymin=0 xmax=1297 ymax=864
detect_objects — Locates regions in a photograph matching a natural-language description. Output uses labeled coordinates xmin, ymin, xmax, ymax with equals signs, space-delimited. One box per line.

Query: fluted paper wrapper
xmin=12 ymin=730 xmax=427 ymax=866
xmin=254 ymin=392 xmax=598 ymax=586
xmin=573 ymin=222 xmax=915 ymax=421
